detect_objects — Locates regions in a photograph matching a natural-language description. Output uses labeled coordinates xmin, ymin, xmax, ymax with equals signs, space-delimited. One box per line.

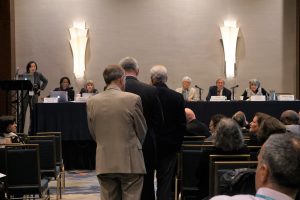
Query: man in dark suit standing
xmin=119 ymin=57 xmax=164 ymax=200
xmin=150 ymin=65 xmax=186 ymax=200
xmin=206 ymin=78 xmax=232 ymax=101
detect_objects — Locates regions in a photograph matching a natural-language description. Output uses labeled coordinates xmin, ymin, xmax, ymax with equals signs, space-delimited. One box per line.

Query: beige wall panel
xmin=14 ymin=0 xmax=297 ymax=99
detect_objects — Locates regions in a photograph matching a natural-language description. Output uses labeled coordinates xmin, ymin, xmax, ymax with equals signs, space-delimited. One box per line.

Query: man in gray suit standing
xmin=86 ymin=64 xmax=147 ymax=200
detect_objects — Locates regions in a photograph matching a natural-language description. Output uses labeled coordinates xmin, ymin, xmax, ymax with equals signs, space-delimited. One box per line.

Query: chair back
xmin=178 ymin=144 xmax=214 ymax=199
xmin=247 ymin=146 xmax=261 ymax=161
xmin=5 ymin=144 xmax=46 ymax=196
xmin=28 ymin=136 xmax=57 ymax=176
xmin=36 ymin=133 xmax=62 ymax=166
xmin=213 ymin=161 xmax=258 ymax=196
xmin=209 ymin=154 xmax=251 ymax=197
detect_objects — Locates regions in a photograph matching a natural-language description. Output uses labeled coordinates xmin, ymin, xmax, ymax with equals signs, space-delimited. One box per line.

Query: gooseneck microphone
xmin=195 ymin=85 xmax=204 ymax=90
xmin=230 ymin=84 xmax=239 ymax=89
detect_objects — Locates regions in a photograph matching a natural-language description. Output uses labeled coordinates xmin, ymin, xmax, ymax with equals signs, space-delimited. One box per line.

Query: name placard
xmin=277 ymin=95 xmax=295 ymax=101
xmin=75 ymin=96 xmax=89 ymax=102
xmin=43 ymin=97 xmax=59 ymax=103
xmin=250 ymin=95 xmax=266 ymax=101
xmin=210 ymin=96 xmax=227 ymax=101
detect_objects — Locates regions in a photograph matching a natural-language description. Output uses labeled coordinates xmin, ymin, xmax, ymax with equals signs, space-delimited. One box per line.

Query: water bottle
xmin=269 ymin=90 xmax=276 ymax=101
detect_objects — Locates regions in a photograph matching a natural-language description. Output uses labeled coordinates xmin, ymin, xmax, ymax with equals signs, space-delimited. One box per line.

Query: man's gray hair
xmin=280 ymin=110 xmax=300 ymax=125
xmin=103 ymin=64 xmax=124 ymax=84
xmin=249 ymin=79 xmax=261 ymax=88
xmin=182 ymin=76 xmax=192 ymax=82
xmin=262 ymin=133 xmax=300 ymax=189
xmin=150 ymin=65 xmax=168 ymax=83
xmin=214 ymin=118 xmax=244 ymax=151
xmin=119 ymin=57 xmax=139 ymax=72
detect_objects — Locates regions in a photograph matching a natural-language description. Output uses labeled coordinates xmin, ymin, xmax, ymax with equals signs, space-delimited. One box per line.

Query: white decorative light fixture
xmin=69 ymin=21 xmax=88 ymax=79
xmin=220 ymin=20 xmax=239 ymax=78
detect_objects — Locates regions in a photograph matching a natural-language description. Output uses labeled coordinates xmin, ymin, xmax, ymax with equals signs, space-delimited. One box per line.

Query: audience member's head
xmin=150 ymin=65 xmax=168 ymax=85
xmin=214 ymin=118 xmax=244 ymax=151
xmin=209 ymin=114 xmax=226 ymax=134
xmin=280 ymin=110 xmax=300 ymax=125
xmin=103 ymin=64 xmax=125 ymax=90
xmin=0 ymin=115 xmax=17 ymax=135
xmin=185 ymin=108 xmax=196 ymax=123
xmin=255 ymin=133 xmax=300 ymax=198
xmin=119 ymin=57 xmax=139 ymax=76
xmin=232 ymin=111 xmax=248 ymax=128
xmin=258 ymin=116 xmax=286 ymax=143
xmin=181 ymin=76 xmax=192 ymax=90
xmin=216 ymin=78 xmax=225 ymax=91
xmin=249 ymin=112 xmax=270 ymax=134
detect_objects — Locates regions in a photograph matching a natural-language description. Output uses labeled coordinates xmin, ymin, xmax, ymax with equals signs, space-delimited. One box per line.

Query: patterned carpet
xmin=50 ymin=170 xmax=100 ymax=200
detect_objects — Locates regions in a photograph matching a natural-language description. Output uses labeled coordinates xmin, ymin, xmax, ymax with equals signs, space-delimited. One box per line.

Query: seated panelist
xmin=175 ymin=76 xmax=199 ymax=101
xmin=241 ymin=78 xmax=268 ymax=100
xmin=54 ymin=76 xmax=75 ymax=101
xmin=80 ymin=80 xmax=99 ymax=96
xmin=206 ymin=78 xmax=231 ymax=101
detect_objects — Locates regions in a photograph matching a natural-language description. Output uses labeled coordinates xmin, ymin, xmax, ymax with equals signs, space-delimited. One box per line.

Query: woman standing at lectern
xmin=21 ymin=61 xmax=48 ymax=133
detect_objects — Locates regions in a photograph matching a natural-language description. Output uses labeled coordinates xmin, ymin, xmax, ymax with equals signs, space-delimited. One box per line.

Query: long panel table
xmin=32 ymin=101 xmax=300 ymax=169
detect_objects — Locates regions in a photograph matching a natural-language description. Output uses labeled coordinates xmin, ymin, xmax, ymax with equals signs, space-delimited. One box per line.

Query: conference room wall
xmin=14 ymin=0 xmax=297 ymax=99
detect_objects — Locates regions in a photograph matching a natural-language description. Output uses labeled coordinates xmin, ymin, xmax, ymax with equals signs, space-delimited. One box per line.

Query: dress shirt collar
xmin=256 ymin=187 xmax=293 ymax=200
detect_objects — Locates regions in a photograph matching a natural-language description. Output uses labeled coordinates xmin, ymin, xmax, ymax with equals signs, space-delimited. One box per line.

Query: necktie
xmin=217 ymin=90 xmax=221 ymax=96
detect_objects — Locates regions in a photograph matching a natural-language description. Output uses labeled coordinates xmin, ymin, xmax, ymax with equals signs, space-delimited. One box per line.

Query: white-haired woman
xmin=241 ymin=79 xmax=268 ymax=100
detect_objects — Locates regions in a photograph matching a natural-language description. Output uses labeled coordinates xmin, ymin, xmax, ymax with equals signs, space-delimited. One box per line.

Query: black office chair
xmin=5 ymin=144 xmax=50 ymax=199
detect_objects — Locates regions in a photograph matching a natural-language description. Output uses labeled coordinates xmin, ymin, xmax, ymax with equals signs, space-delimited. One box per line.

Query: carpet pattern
xmin=50 ymin=170 xmax=100 ymax=200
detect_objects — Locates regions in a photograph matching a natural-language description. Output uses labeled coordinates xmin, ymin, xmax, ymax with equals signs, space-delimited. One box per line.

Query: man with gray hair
xmin=280 ymin=110 xmax=300 ymax=135
xmin=211 ymin=133 xmax=300 ymax=200
xmin=175 ymin=76 xmax=199 ymax=101
xmin=150 ymin=65 xmax=186 ymax=200
xmin=87 ymin=64 xmax=147 ymax=200
xmin=119 ymin=57 xmax=164 ymax=200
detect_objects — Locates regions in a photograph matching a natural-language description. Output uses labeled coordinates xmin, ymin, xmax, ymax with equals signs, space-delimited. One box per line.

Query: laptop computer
xmin=50 ymin=91 xmax=68 ymax=103
xmin=18 ymin=74 xmax=34 ymax=83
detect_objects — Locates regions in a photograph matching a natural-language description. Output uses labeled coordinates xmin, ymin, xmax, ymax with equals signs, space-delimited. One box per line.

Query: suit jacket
xmin=186 ymin=119 xmax=211 ymax=137
xmin=206 ymin=86 xmax=232 ymax=101
xmin=175 ymin=87 xmax=199 ymax=101
xmin=125 ymin=76 xmax=163 ymax=168
xmin=154 ymin=82 xmax=186 ymax=158
xmin=86 ymin=85 xmax=147 ymax=175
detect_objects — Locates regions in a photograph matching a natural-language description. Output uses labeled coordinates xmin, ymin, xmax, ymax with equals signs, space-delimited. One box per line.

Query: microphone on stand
xmin=15 ymin=67 xmax=20 ymax=80
xmin=195 ymin=85 xmax=204 ymax=90
xmin=230 ymin=84 xmax=239 ymax=89
xmin=195 ymin=85 xmax=204 ymax=101
xmin=230 ymin=84 xmax=239 ymax=100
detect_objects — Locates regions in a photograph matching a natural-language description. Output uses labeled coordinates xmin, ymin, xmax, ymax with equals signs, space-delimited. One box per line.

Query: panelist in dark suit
xmin=119 ymin=57 xmax=164 ymax=200
xmin=150 ymin=65 xmax=186 ymax=200
xmin=206 ymin=78 xmax=231 ymax=101
xmin=54 ymin=76 xmax=75 ymax=101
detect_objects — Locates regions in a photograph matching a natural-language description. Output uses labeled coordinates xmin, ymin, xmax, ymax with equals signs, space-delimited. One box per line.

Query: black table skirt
xmin=32 ymin=101 xmax=300 ymax=169
xmin=186 ymin=100 xmax=300 ymax=126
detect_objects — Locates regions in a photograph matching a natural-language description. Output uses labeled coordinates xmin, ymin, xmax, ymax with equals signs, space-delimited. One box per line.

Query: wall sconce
xmin=220 ymin=20 xmax=239 ymax=78
xmin=69 ymin=21 xmax=88 ymax=79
